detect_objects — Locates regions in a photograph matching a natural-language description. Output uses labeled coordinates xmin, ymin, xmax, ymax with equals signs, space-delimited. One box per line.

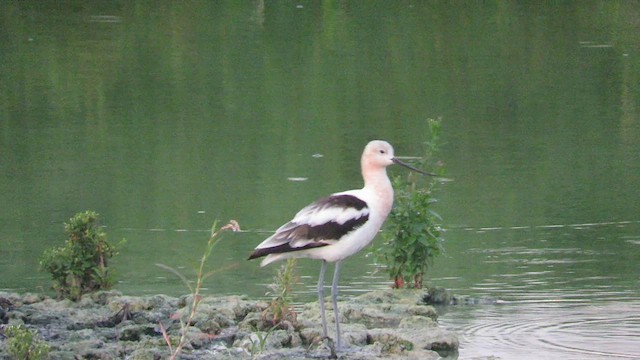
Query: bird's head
xmin=362 ymin=140 xmax=436 ymax=176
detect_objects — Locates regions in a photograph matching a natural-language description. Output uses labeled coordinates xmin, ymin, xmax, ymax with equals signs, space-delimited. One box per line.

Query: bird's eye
xmin=379 ymin=149 xmax=386 ymax=154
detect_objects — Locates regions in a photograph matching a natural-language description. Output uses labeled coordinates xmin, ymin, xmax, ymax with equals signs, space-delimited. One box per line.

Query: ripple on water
xmin=439 ymin=300 xmax=640 ymax=360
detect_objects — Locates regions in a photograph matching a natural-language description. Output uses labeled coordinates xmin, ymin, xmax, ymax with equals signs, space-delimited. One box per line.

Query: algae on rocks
xmin=0 ymin=289 xmax=458 ymax=360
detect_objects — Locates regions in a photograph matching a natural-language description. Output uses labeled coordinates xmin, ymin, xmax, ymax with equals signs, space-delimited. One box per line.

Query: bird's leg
xmin=318 ymin=260 xmax=328 ymax=338
xmin=332 ymin=261 xmax=342 ymax=350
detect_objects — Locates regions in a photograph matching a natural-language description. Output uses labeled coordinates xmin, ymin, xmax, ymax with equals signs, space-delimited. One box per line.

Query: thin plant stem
xmin=158 ymin=220 xmax=240 ymax=360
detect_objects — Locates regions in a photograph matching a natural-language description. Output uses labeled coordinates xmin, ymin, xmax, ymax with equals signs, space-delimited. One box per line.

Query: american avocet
xmin=248 ymin=140 xmax=433 ymax=350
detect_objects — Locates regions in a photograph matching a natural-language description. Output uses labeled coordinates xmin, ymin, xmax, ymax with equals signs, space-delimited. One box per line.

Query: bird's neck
xmin=362 ymin=167 xmax=394 ymax=218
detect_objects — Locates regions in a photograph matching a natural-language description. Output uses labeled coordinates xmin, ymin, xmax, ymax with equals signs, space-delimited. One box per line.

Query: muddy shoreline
xmin=0 ymin=289 xmax=459 ymax=359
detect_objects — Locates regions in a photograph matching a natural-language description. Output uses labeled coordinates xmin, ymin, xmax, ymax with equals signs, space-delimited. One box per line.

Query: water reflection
xmin=2 ymin=2 xmax=640 ymax=359
xmin=440 ymin=302 xmax=640 ymax=360
xmin=432 ymin=222 xmax=640 ymax=359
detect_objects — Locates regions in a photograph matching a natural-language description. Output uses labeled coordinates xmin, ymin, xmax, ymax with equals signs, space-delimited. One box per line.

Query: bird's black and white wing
xmin=248 ymin=193 xmax=370 ymax=260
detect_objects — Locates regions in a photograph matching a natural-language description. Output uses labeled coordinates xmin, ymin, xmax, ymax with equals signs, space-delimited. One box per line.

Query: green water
xmin=2 ymin=2 xmax=639 ymax=358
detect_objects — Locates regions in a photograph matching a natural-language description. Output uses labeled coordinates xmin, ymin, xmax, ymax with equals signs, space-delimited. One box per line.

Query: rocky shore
xmin=0 ymin=289 xmax=458 ymax=359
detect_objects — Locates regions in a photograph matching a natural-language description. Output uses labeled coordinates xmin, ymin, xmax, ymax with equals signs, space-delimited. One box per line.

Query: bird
xmin=248 ymin=140 xmax=434 ymax=350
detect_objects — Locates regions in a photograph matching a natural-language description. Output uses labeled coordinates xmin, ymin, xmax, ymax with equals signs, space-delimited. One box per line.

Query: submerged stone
xmin=421 ymin=286 xmax=499 ymax=306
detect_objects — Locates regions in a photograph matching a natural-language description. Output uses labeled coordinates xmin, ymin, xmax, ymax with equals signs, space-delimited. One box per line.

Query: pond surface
xmin=1 ymin=2 xmax=639 ymax=359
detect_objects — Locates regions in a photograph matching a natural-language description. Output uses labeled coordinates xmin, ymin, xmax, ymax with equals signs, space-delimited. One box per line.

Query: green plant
xmin=247 ymin=323 xmax=280 ymax=358
xmin=263 ymin=258 xmax=298 ymax=326
xmin=241 ymin=258 xmax=298 ymax=357
xmin=156 ymin=220 xmax=240 ymax=360
xmin=374 ymin=119 xmax=446 ymax=289
xmin=5 ymin=324 xmax=51 ymax=360
xmin=39 ymin=211 xmax=123 ymax=301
